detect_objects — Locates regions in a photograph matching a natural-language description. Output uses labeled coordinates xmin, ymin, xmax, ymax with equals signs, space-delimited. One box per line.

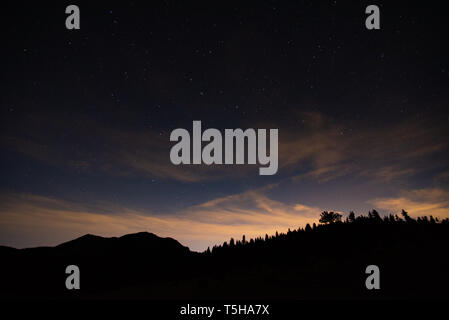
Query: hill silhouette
xmin=56 ymin=232 xmax=189 ymax=255
xmin=0 ymin=232 xmax=193 ymax=298
xmin=0 ymin=210 xmax=448 ymax=299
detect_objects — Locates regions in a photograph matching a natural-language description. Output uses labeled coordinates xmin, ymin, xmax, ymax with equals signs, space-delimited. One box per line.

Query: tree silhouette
xmin=319 ymin=211 xmax=342 ymax=224
xmin=401 ymin=209 xmax=413 ymax=223
xmin=368 ymin=209 xmax=381 ymax=221
xmin=348 ymin=211 xmax=356 ymax=223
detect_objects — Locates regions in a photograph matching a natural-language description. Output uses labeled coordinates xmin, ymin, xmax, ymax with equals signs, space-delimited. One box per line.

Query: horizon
xmin=1 ymin=208 xmax=446 ymax=252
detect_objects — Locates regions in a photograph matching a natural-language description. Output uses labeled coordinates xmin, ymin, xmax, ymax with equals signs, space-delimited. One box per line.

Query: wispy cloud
xmin=369 ymin=188 xmax=449 ymax=219
xmin=2 ymin=111 xmax=447 ymax=185
xmin=2 ymin=118 xmax=265 ymax=182
xmin=280 ymin=112 xmax=448 ymax=184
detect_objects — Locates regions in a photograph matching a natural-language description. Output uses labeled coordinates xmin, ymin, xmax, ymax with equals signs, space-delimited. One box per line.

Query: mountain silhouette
xmin=0 ymin=232 xmax=193 ymax=298
xmin=1 ymin=211 xmax=448 ymax=299
xmin=56 ymin=232 xmax=190 ymax=256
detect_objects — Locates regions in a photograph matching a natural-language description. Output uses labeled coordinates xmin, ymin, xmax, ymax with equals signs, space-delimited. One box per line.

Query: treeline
xmin=205 ymin=209 xmax=449 ymax=255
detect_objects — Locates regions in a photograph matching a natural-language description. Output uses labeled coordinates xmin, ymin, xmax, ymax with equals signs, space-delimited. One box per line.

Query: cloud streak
xmin=369 ymin=188 xmax=449 ymax=219
xmin=3 ymin=111 xmax=447 ymax=185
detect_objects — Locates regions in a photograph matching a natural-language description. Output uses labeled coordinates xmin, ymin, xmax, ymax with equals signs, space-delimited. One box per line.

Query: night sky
xmin=1 ymin=1 xmax=448 ymax=251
